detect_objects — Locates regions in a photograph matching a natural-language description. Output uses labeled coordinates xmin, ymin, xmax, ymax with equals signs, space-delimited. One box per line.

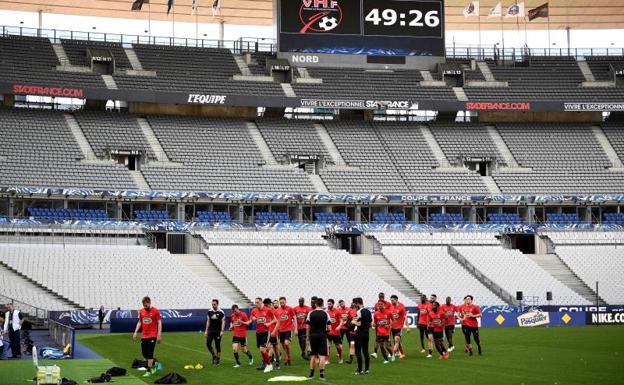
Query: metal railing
xmin=0 ymin=293 xmax=48 ymax=321
xmin=2 ymin=24 xmax=623 ymax=59
xmin=0 ymin=25 xmax=275 ymax=53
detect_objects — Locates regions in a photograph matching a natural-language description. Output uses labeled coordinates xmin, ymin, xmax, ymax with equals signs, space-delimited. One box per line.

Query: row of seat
xmin=28 ymin=208 xmax=108 ymax=220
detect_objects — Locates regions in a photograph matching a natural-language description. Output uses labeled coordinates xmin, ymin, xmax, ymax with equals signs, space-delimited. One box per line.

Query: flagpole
xmin=172 ymin=3 xmax=175 ymax=40
xmin=547 ymin=12 xmax=551 ymax=52
xmin=148 ymin=2 xmax=151 ymax=41
xmin=195 ymin=4 xmax=199 ymax=42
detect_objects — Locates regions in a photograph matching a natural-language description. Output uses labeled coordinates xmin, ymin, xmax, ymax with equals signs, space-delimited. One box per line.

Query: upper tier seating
xmin=0 ymin=35 xmax=106 ymax=88
xmin=256 ymin=119 xmax=330 ymax=162
xmin=60 ymin=39 xmax=132 ymax=70
xmin=585 ymin=56 xmax=624 ymax=81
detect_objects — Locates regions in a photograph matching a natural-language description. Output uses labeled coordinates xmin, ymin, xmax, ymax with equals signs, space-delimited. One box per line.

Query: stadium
xmin=0 ymin=0 xmax=623 ymax=384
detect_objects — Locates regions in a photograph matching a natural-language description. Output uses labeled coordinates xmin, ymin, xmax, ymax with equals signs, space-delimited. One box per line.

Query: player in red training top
xmin=372 ymin=292 xmax=393 ymax=359
xmin=440 ymin=297 xmax=457 ymax=352
xmin=271 ymin=300 xmax=283 ymax=369
xmin=326 ymin=299 xmax=344 ymax=364
xmin=428 ymin=301 xmax=449 ymax=360
xmin=416 ymin=295 xmax=431 ymax=354
xmin=390 ymin=295 xmax=408 ymax=359
xmin=277 ymin=297 xmax=297 ymax=366
xmin=230 ymin=304 xmax=254 ymax=368
xmin=132 ymin=296 xmax=162 ymax=377
xmin=373 ymin=300 xmax=394 ymax=364
xmin=250 ymin=297 xmax=280 ymax=373
xmin=458 ymin=295 xmax=482 ymax=356
xmin=337 ymin=299 xmax=355 ymax=364
xmin=293 ymin=297 xmax=312 ymax=360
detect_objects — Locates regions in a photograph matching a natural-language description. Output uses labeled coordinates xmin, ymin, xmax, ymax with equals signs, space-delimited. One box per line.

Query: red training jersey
xmin=251 ymin=306 xmax=275 ymax=334
xmin=338 ymin=307 xmax=351 ymax=330
xmin=391 ymin=302 xmax=407 ymax=330
xmin=293 ymin=305 xmax=312 ymax=330
xmin=231 ymin=311 xmax=249 ymax=338
xmin=458 ymin=304 xmax=481 ymax=328
xmin=428 ymin=309 xmax=447 ymax=333
xmin=417 ymin=302 xmax=431 ymax=325
xmin=374 ymin=310 xmax=392 ymax=337
xmin=277 ymin=306 xmax=296 ymax=332
xmin=139 ymin=307 xmax=161 ymax=339
xmin=440 ymin=304 xmax=457 ymax=327
xmin=327 ymin=308 xmax=342 ymax=336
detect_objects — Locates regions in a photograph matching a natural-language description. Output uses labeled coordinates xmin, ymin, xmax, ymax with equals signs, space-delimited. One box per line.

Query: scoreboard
xmin=277 ymin=0 xmax=445 ymax=60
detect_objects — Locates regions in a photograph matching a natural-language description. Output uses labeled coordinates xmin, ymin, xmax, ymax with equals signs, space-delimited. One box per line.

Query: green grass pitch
xmin=1 ymin=326 xmax=623 ymax=385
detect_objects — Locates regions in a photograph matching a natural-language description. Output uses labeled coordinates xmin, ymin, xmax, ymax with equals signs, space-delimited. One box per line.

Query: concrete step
xmin=247 ymin=121 xmax=278 ymax=165
xmin=185 ymin=252 xmax=251 ymax=306
xmin=453 ymin=87 xmax=468 ymax=101
xmin=51 ymin=44 xmax=70 ymax=66
xmin=477 ymin=61 xmax=496 ymax=82
xmin=281 ymin=83 xmax=297 ymax=97
xmin=353 ymin=253 xmax=422 ymax=304
xmin=101 ymin=74 xmax=118 ymax=90
xmin=486 ymin=125 xmax=520 ymax=167
xmin=124 ymin=48 xmax=144 ymax=71
xmin=482 ymin=175 xmax=502 ymax=194
xmin=308 ymin=174 xmax=329 ymax=193
xmin=137 ymin=117 xmax=171 ymax=162
xmin=577 ymin=60 xmax=596 ymax=82
xmin=420 ymin=125 xmax=450 ymax=167
xmin=592 ymin=126 xmax=624 ymax=168
xmin=234 ymin=55 xmax=252 ymax=76
xmin=64 ymin=113 xmax=98 ymax=161
xmin=129 ymin=170 xmax=150 ymax=190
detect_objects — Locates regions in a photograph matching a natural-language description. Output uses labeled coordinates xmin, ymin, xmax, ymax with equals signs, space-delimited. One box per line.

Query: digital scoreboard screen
xmin=278 ymin=0 xmax=445 ymax=57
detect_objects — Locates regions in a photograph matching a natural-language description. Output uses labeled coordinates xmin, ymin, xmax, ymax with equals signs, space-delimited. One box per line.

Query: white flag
xmin=505 ymin=2 xmax=525 ymax=17
xmin=463 ymin=1 xmax=480 ymax=17
xmin=212 ymin=0 xmax=221 ymax=16
xmin=191 ymin=0 xmax=198 ymax=15
xmin=488 ymin=1 xmax=502 ymax=17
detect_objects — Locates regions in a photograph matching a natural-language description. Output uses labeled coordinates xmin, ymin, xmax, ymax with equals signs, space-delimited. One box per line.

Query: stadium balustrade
xmin=28 ymin=208 xmax=108 ymax=220
xmin=134 ymin=210 xmax=169 ymax=221
xmin=196 ymin=211 xmax=233 ymax=223
xmin=0 ymin=108 xmax=138 ymax=189
xmin=488 ymin=213 xmax=521 ymax=224
xmin=371 ymin=213 xmax=406 ymax=224
xmin=254 ymin=211 xmax=290 ymax=223
xmin=112 ymin=45 xmax=284 ymax=96
xmin=0 ymin=35 xmax=106 ymax=88
xmin=195 ymin=230 xmax=327 ymax=245
xmin=555 ymin=245 xmax=624 ymax=304
xmin=382 ymin=246 xmax=501 ymax=305
xmin=205 ymin=245 xmax=402 ymax=305
xmin=455 ymin=246 xmax=590 ymax=305
xmin=0 ymin=267 xmax=72 ymax=311
xmin=314 ymin=212 xmax=348 ymax=224
xmin=370 ymin=231 xmax=500 ymax=245
xmin=0 ymin=244 xmax=233 ymax=309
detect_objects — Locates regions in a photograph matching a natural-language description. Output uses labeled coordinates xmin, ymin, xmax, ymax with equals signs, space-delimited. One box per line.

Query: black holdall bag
xmin=106 ymin=367 xmax=127 ymax=377
xmin=154 ymin=373 xmax=187 ymax=384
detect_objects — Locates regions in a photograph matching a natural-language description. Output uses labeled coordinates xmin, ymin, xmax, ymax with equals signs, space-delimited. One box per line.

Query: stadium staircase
xmin=247 ymin=121 xmax=278 ymax=165
xmin=124 ymin=48 xmax=144 ymax=70
xmin=51 ymin=43 xmax=71 ymax=66
xmin=314 ymin=123 xmax=347 ymax=166
xmin=592 ymin=126 xmax=624 ymax=169
xmin=527 ymin=253 xmax=606 ymax=305
xmin=355 ymin=236 xmax=422 ymax=303
xmin=234 ymin=55 xmax=253 ymax=76
xmin=486 ymin=126 xmax=522 ymax=168
xmin=420 ymin=126 xmax=451 ymax=167
xmin=182 ymin=252 xmax=251 ymax=306
xmin=0 ymin=262 xmax=83 ymax=310
xmin=64 ymin=113 xmax=99 ymax=161
xmin=101 ymin=75 xmax=118 ymax=90
xmin=129 ymin=171 xmax=150 ymax=190
xmin=281 ymin=83 xmax=297 ymax=97
xmin=476 ymin=61 xmax=496 ymax=82
xmin=577 ymin=60 xmax=597 ymax=82
xmin=453 ymin=87 xmax=468 ymax=101
xmin=137 ymin=117 xmax=172 ymax=163
xmin=447 ymin=245 xmax=516 ymax=305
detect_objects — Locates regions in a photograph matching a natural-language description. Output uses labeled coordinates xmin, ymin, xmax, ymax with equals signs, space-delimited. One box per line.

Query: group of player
xmin=132 ymin=292 xmax=483 ymax=379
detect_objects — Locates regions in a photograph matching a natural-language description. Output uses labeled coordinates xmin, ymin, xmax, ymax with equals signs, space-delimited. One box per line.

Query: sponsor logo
xmin=365 ymin=100 xmax=417 ymax=109
xmin=257 ymin=317 xmax=266 ymax=323
xmin=586 ymin=312 xmax=624 ymax=325
xmin=233 ymin=321 xmax=242 ymax=327
xmin=280 ymin=314 xmax=289 ymax=321
xmin=465 ymin=102 xmax=531 ymax=111
xmin=517 ymin=311 xmax=550 ymax=327
xmin=563 ymin=102 xmax=624 ymax=111
xmin=187 ymin=94 xmax=227 ymax=104
xmin=298 ymin=0 xmax=343 ymax=33
xmin=557 ymin=306 xmax=608 ymax=312
xmin=13 ymin=84 xmax=84 ymax=98
xmin=301 ymin=99 xmax=366 ymax=109
xmin=291 ymin=54 xmax=320 ymax=64
xmin=142 ymin=317 xmax=153 ymax=324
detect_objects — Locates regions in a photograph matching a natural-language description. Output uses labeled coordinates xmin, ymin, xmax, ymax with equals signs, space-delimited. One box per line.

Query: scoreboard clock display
xmin=278 ymin=0 xmax=445 ymax=57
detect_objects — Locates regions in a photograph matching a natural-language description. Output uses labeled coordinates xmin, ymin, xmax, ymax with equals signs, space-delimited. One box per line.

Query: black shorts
xmin=391 ymin=329 xmax=402 ymax=338
xmin=279 ymin=331 xmax=292 ymax=343
xmin=433 ymin=331 xmax=444 ymax=340
xmin=297 ymin=329 xmax=307 ymax=338
xmin=309 ymin=334 xmax=328 ymax=357
xmin=232 ymin=336 xmax=247 ymax=346
xmin=328 ymin=335 xmax=342 ymax=345
xmin=376 ymin=335 xmax=390 ymax=343
xmin=141 ymin=338 xmax=157 ymax=360
xmin=340 ymin=329 xmax=353 ymax=343
xmin=269 ymin=335 xmax=278 ymax=346
xmin=427 ymin=327 xmax=435 ymax=336
xmin=418 ymin=324 xmax=428 ymax=334
xmin=445 ymin=326 xmax=455 ymax=335
xmin=462 ymin=325 xmax=479 ymax=335
xmin=256 ymin=332 xmax=269 ymax=348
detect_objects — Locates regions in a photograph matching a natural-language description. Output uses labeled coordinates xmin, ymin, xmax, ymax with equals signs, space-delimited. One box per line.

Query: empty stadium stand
xmin=60 ymin=39 xmax=133 ymax=70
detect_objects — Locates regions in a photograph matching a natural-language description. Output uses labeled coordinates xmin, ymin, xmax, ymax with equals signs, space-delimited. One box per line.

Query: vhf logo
xmin=299 ymin=0 xmax=342 ymax=33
